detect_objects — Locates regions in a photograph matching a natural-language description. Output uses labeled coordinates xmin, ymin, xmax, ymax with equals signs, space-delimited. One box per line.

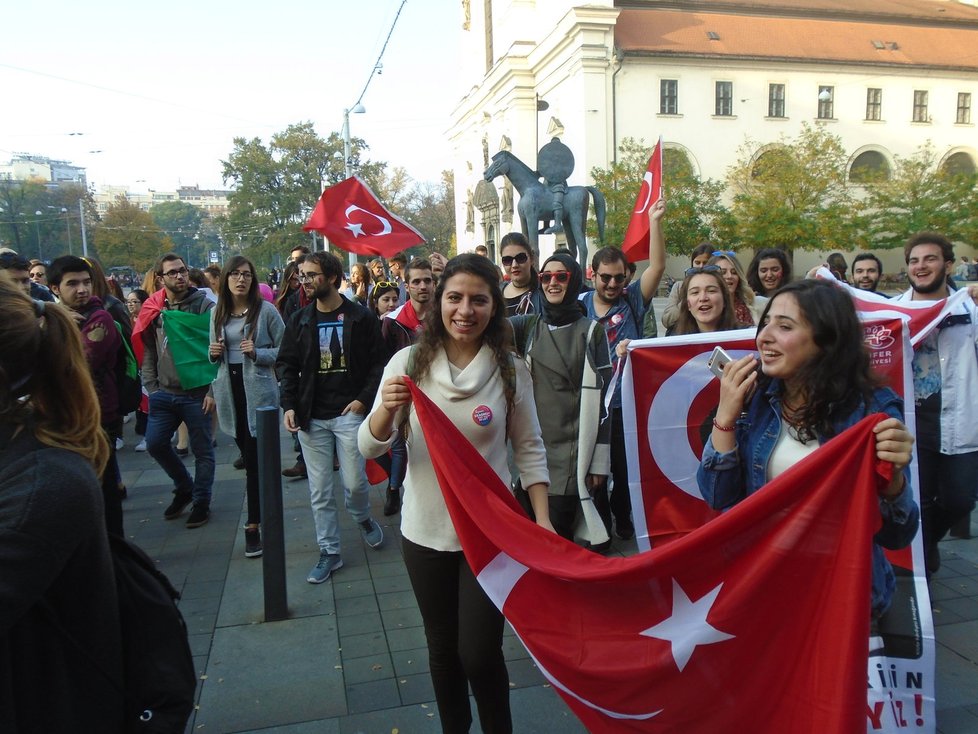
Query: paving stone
xmin=337 ymin=611 xmax=384 ymax=637
xmin=341 ymin=651 xmax=395 ymax=686
xmin=391 ymin=647 xmax=431 ymax=677
xmin=345 ymin=677 xmax=400 ymax=714
xmin=340 ymin=630 xmax=389 ymax=659
xmin=396 ymin=671 xmax=436 ymax=706
xmin=386 ymin=625 xmax=427 ymax=653
xmin=380 ymin=605 xmax=423 ymax=631
xmin=937 ymin=705 xmax=978 ymax=734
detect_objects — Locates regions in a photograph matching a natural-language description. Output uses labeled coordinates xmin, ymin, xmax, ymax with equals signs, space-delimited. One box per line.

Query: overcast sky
xmin=1 ymin=0 xmax=461 ymax=193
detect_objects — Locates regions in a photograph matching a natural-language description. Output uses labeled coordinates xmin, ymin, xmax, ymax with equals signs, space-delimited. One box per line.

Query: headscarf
xmin=539 ymin=251 xmax=586 ymax=327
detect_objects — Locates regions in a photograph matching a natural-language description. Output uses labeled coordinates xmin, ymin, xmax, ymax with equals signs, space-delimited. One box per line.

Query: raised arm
xmin=640 ymin=198 xmax=667 ymax=304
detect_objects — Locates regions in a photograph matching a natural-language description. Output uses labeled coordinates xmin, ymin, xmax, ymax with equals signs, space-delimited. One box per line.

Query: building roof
xmin=616 ymin=1 xmax=978 ymax=69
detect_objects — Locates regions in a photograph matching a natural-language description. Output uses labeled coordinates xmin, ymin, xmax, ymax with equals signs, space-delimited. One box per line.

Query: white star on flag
xmin=641 ymin=579 xmax=734 ymax=672
xmin=344 ymin=221 xmax=365 ymax=238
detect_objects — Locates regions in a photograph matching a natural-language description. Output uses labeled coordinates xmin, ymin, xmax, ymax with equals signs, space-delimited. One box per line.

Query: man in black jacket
xmin=277 ymin=251 xmax=388 ymax=584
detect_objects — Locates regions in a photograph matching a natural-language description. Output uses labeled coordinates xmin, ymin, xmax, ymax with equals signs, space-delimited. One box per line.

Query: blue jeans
xmin=145 ymin=390 xmax=215 ymax=506
xmin=298 ymin=412 xmax=371 ymax=555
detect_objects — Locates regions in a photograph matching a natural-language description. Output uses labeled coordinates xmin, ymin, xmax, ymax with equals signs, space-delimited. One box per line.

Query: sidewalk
xmin=115 ymin=422 xmax=978 ymax=734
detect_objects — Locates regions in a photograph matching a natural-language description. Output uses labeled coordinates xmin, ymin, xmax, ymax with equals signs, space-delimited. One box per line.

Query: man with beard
xmin=277 ymin=251 xmax=387 ymax=584
xmin=579 ymin=199 xmax=666 ymax=545
xmin=852 ymin=253 xmax=886 ymax=295
xmin=893 ymin=232 xmax=978 ymax=575
xmin=48 ymin=255 xmax=125 ymax=536
xmin=500 ymin=232 xmax=545 ymax=316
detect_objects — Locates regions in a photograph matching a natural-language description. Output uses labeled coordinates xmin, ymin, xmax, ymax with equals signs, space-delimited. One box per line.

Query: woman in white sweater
xmin=359 ymin=254 xmax=551 ymax=734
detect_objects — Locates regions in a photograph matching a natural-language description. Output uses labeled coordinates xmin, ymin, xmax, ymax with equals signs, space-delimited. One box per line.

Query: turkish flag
xmin=621 ymin=137 xmax=663 ymax=264
xmin=304 ymin=176 xmax=425 ymax=257
xmin=408 ymin=378 xmax=881 ymax=734
xmin=131 ymin=288 xmax=166 ymax=366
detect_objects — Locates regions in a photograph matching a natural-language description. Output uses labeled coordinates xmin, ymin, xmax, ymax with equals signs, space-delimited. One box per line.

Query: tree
xmin=0 ymin=181 xmax=91 ymax=260
xmin=856 ymin=143 xmax=978 ymax=250
xmin=727 ymin=123 xmax=857 ymax=253
xmin=93 ymin=196 xmax=170 ymax=272
xmin=150 ymin=201 xmax=205 ymax=268
xmin=402 ymin=170 xmax=457 ymax=257
xmin=589 ymin=138 xmax=734 ymax=255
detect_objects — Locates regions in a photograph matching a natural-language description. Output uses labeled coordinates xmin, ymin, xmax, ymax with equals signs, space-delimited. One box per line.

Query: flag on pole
xmin=621 ymin=137 xmax=663 ymax=263
xmin=408 ymin=378 xmax=881 ymax=734
xmin=304 ymin=175 xmax=425 ymax=257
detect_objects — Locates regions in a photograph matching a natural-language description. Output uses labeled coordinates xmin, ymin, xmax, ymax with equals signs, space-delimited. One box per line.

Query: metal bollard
xmin=256 ymin=406 xmax=288 ymax=621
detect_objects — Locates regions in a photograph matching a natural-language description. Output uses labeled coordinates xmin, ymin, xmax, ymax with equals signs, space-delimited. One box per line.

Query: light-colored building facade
xmin=449 ymin=0 xmax=978 ymax=262
xmin=0 ymin=154 xmax=88 ymax=187
xmin=93 ymin=185 xmax=230 ymax=217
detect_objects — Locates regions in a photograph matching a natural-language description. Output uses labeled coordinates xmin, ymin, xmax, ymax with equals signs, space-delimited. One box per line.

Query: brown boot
xmin=282 ymin=461 xmax=307 ymax=479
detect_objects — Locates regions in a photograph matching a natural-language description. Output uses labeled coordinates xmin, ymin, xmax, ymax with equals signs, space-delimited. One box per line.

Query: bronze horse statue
xmin=484 ymin=150 xmax=605 ymax=270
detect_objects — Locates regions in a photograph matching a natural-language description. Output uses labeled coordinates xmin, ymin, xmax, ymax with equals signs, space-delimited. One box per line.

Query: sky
xmin=1 ymin=0 xmax=462 ymax=194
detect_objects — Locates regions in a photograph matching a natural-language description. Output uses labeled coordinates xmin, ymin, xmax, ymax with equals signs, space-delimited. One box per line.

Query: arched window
xmin=849 ymin=151 xmax=890 ymax=183
xmin=941 ymin=151 xmax=977 ymax=177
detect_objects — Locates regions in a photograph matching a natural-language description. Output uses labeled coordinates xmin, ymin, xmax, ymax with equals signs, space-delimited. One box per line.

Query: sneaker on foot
xmin=282 ymin=461 xmax=307 ymax=479
xmin=360 ymin=518 xmax=384 ymax=549
xmin=115 ymin=437 xmax=124 ymax=451
xmin=244 ymin=527 xmax=263 ymax=558
xmin=307 ymin=551 xmax=343 ymax=584
xmin=186 ymin=503 xmax=210 ymax=528
xmin=164 ymin=493 xmax=193 ymax=520
xmin=233 ymin=454 xmax=246 ymax=470
xmin=383 ymin=486 xmax=401 ymax=516
xmin=134 ymin=439 xmax=147 ymax=452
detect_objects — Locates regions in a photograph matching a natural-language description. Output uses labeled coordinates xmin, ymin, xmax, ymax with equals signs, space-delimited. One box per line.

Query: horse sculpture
xmin=484 ymin=150 xmax=605 ymax=271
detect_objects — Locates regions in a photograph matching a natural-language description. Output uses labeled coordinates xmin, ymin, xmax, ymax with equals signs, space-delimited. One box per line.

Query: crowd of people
xmin=2 ymin=206 xmax=977 ymax=733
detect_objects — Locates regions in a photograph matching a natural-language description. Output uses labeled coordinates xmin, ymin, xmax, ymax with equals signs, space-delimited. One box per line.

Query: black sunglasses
xmin=597 ymin=272 xmax=626 ymax=285
xmin=501 ymin=252 xmax=529 ymax=266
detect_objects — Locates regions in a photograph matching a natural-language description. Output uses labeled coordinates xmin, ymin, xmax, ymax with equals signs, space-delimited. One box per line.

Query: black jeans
xmin=918 ymin=447 xmax=978 ymax=552
xmin=609 ymin=407 xmax=632 ymax=529
xmin=229 ymin=364 xmax=260 ymax=525
xmin=402 ymin=536 xmax=512 ymax=734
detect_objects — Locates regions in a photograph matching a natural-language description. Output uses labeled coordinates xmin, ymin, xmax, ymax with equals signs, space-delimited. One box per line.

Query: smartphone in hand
xmin=707 ymin=346 xmax=732 ymax=379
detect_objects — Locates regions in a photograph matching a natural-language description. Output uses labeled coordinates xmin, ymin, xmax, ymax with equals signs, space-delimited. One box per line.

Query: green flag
xmin=161 ymin=310 xmax=218 ymax=390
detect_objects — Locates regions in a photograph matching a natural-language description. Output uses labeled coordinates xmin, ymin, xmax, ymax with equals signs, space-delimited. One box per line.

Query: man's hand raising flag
xmin=304 ymin=176 xmax=425 ymax=257
xmin=621 ymin=137 xmax=663 ymax=263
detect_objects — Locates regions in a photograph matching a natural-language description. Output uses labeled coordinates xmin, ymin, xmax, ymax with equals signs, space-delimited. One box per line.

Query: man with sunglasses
xmin=500 ymin=232 xmax=545 ymax=316
xmin=579 ymin=199 xmax=667 ymax=543
xmin=141 ymin=253 xmax=217 ymax=528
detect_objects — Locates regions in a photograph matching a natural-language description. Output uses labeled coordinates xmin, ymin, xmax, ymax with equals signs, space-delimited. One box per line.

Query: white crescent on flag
xmin=636 ymin=171 xmax=655 ymax=214
xmin=344 ymin=204 xmax=393 ymax=237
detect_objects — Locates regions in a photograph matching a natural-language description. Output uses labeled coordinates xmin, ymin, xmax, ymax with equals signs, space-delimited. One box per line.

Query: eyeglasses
xmin=539 ymin=271 xmax=570 ymax=285
xmin=597 ymin=272 xmax=626 ymax=285
xmin=685 ymin=265 xmax=722 ymax=277
xmin=711 ymin=250 xmax=736 ymax=257
xmin=162 ymin=267 xmax=189 ymax=278
xmin=298 ymin=272 xmax=324 ymax=283
xmin=501 ymin=252 xmax=529 ymax=266
xmin=228 ymin=270 xmax=253 ymax=280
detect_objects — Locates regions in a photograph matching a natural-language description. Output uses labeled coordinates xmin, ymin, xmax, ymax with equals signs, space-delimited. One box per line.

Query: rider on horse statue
xmin=538 ymin=137 xmax=574 ymax=235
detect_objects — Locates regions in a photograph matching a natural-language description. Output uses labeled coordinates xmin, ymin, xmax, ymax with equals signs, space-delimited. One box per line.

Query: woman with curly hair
xmin=346 ymin=262 xmax=370 ymax=304
xmin=709 ymin=252 xmax=766 ymax=327
xmin=698 ymin=279 xmax=919 ymax=620
xmin=747 ymin=247 xmax=792 ymax=297
xmin=359 ymin=254 xmax=551 ymax=734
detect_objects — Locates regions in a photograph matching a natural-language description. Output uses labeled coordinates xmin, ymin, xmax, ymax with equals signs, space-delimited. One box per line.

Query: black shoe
xmin=383 ymin=486 xmax=401 ymax=516
xmin=186 ymin=503 xmax=210 ymax=528
xmin=615 ymin=520 xmax=635 ymax=541
xmin=175 ymin=446 xmax=189 ymax=457
xmin=244 ymin=527 xmax=263 ymax=558
xmin=233 ymin=454 xmax=246 ymax=470
xmin=164 ymin=492 xmax=192 ymax=520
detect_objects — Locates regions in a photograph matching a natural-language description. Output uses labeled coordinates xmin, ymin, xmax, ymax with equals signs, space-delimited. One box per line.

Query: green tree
xmin=93 ymin=196 xmax=169 ymax=272
xmin=856 ymin=143 xmax=978 ymax=249
xmin=0 ymin=181 xmax=91 ymax=260
xmin=402 ymin=170 xmax=457 ymax=258
xmin=727 ymin=123 xmax=857 ymax=253
xmin=589 ymin=138 xmax=734 ymax=255
xmin=150 ymin=201 xmax=205 ymax=268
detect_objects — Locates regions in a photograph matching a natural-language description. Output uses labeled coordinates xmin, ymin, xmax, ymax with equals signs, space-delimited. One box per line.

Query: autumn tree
xmin=93 ymin=196 xmax=170 ymax=272
xmin=589 ymin=138 xmax=734 ymax=255
xmin=727 ymin=123 xmax=857 ymax=253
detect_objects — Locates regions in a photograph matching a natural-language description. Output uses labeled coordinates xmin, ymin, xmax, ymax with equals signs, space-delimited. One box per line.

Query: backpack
xmin=114 ymin=321 xmax=143 ymax=416
xmin=44 ymin=534 xmax=197 ymax=733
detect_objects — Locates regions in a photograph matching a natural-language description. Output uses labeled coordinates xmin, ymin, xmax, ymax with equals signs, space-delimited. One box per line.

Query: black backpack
xmin=45 ymin=534 xmax=197 ymax=733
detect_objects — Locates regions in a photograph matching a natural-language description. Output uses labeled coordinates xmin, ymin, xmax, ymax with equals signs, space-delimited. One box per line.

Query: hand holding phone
xmin=707 ymin=346 xmax=732 ymax=379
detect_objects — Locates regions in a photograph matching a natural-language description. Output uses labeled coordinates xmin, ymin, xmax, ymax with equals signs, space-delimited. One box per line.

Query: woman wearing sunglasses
xmin=500 ymin=232 xmax=545 ymax=316
xmin=665 ymin=264 xmax=738 ymax=336
xmin=510 ymin=252 xmax=613 ymax=544
xmin=208 ymin=256 xmax=285 ymax=558
xmin=709 ymin=252 xmax=766 ymax=327
xmin=370 ymin=281 xmax=401 ymax=318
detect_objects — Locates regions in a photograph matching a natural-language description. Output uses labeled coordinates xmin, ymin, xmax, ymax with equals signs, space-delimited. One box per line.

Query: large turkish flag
xmin=621 ymin=137 xmax=663 ymax=264
xmin=409 ymin=379 xmax=883 ymax=734
xmin=304 ymin=176 xmax=425 ymax=256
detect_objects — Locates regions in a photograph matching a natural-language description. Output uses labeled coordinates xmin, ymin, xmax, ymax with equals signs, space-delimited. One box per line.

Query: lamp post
xmin=34 ymin=210 xmax=43 ymax=261
xmin=62 ymin=207 xmax=72 ymax=255
xmin=342 ymin=103 xmax=366 ymax=272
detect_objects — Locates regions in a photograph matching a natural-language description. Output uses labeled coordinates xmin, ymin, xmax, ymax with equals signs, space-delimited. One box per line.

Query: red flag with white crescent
xmin=304 ymin=175 xmax=425 ymax=256
xmin=621 ymin=137 xmax=663 ymax=264
xmin=408 ymin=378 xmax=880 ymax=734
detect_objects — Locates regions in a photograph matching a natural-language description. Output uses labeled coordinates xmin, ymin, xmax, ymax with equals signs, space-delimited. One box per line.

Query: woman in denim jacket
xmin=698 ymin=279 xmax=919 ymax=618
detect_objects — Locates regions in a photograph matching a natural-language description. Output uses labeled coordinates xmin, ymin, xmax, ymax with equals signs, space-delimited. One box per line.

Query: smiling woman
xmin=666 ymin=267 xmax=737 ymax=336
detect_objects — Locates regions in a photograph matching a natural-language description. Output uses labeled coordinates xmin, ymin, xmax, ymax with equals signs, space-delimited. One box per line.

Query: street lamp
xmin=341 ymin=103 xmax=366 ymax=271
xmin=34 ymin=211 xmax=43 ymax=261
xmin=62 ymin=207 xmax=72 ymax=255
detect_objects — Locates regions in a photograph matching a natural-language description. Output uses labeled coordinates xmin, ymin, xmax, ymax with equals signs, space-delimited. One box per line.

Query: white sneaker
xmin=135 ymin=439 xmax=147 ymax=452
xmin=115 ymin=437 xmax=124 ymax=451
xmin=123 ymin=413 xmax=133 ymax=424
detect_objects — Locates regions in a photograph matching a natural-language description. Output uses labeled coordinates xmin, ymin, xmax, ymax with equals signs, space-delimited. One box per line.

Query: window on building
xmin=817 ymin=86 xmax=834 ymax=119
xmin=957 ymin=93 xmax=972 ymax=124
xmin=849 ymin=151 xmax=891 ymax=183
xmin=912 ymin=90 xmax=929 ymax=122
xmin=768 ymin=84 xmax=785 ymax=118
xmin=660 ymin=80 xmax=678 ymax=115
xmin=866 ymin=88 xmax=882 ymax=121
xmin=941 ymin=151 xmax=977 ymax=177
xmin=715 ymin=81 xmax=733 ymax=116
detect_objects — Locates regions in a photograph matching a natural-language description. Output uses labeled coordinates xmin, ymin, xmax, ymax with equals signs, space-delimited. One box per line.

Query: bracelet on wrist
xmin=712 ymin=418 xmax=736 ymax=433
